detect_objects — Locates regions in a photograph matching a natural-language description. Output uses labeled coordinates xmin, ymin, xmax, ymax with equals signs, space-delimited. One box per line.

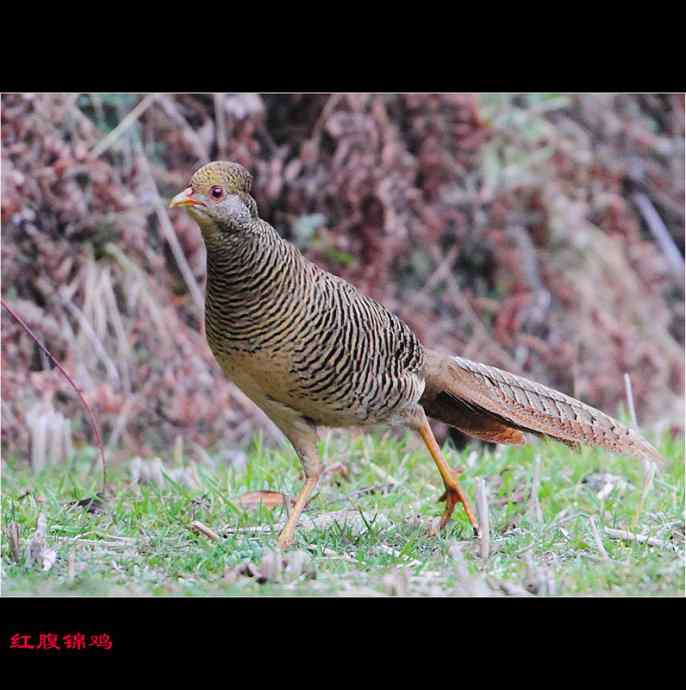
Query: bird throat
xmin=203 ymin=224 xmax=297 ymax=356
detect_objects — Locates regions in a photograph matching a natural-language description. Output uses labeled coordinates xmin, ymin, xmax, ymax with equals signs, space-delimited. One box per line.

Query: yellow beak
xmin=169 ymin=187 xmax=206 ymax=209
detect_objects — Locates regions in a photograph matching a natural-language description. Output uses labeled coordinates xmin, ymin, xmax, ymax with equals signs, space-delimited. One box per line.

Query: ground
xmin=2 ymin=430 xmax=684 ymax=596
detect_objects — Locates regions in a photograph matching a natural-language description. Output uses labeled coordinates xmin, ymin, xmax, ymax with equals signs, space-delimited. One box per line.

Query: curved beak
xmin=169 ymin=187 xmax=206 ymax=209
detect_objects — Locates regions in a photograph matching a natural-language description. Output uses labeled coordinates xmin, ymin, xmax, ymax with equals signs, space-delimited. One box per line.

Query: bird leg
xmin=414 ymin=413 xmax=480 ymax=537
xmin=275 ymin=423 xmax=322 ymax=550
xmin=277 ymin=475 xmax=319 ymax=550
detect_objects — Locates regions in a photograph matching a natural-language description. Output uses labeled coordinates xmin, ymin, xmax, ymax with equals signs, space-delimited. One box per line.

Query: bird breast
xmin=204 ymin=226 xmax=425 ymax=427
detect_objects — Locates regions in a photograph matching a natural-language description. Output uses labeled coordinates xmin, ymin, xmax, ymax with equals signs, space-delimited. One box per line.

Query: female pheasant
xmin=170 ymin=161 xmax=663 ymax=549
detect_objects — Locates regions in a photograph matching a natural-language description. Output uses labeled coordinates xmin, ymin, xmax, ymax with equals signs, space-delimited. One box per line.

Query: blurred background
xmin=2 ymin=93 xmax=684 ymax=471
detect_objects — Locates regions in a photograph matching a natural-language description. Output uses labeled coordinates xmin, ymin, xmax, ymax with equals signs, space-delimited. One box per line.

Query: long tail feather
xmin=421 ymin=350 xmax=664 ymax=464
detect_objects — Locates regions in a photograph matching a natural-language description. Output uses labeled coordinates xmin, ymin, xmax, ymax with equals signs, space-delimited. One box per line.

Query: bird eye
xmin=210 ymin=186 xmax=224 ymax=200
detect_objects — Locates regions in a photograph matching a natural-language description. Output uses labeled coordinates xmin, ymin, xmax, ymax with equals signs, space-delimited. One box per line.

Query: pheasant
xmin=170 ymin=161 xmax=663 ymax=549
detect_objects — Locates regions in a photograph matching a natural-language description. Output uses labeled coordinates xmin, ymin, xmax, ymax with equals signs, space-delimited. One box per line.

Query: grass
xmin=2 ymin=430 xmax=684 ymax=596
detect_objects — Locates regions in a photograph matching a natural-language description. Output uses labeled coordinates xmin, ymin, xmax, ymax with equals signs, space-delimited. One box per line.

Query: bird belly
xmin=211 ymin=346 xmax=422 ymax=429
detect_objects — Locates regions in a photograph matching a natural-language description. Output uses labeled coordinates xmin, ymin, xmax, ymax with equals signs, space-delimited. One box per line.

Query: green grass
xmin=2 ymin=431 xmax=684 ymax=596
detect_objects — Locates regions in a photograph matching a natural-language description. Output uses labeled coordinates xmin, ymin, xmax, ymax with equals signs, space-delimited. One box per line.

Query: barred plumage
xmin=205 ymin=219 xmax=424 ymax=427
xmin=170 ymin=160 xmax=665 ymax=549
xmin=420 ymin=355 xmax=663 ymax=464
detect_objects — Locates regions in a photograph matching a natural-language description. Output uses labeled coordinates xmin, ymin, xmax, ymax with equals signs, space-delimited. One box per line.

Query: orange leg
xmin=277 ymin=475 xmax=319 ymax=550
xmin=417 ymin=419 xmax=480 ymax=537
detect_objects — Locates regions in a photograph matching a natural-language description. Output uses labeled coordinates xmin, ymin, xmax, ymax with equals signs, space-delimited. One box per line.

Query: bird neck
xmin=204 ymin=221 xmax=296 ymax=300
xmin=203 ymin=221 xmax=305 ymax=353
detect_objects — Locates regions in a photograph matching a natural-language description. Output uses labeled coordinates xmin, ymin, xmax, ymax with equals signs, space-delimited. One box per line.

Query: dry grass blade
xmin=68 ymin=549 xmax=76 ymax=582
xmin=106 ymin=398 xmax=135 ymax=454
xmin=190 ymin=520 xmax=221 ymax=542
xmin=632 ymin=460 xmax=657 ymax=530
xmin=589 ymin=517 xmax=610 ymax=561
xmin=631 ymin=189 xmax=685 ymax=286
xmin=221 ymin=509 xmax=390 ymax=538
xmin=623 ymin=372 xmax=638 ymax=428
xmin=90 ymin=93 xmax=158 ymax=159
xmin=26 ymin=404 xmax=73 ymax=472
xmin=604 ymin=527 xmax=675 ymax=551
xmin=1 ymin=299 xmax=107 ymax=489
xmin=476 ymin=477 xmax=490 ymax=560
xmin=134 ymin=140 xmax=205 ymax=314
xmin=524 ymin=552 xmax=556 ymax=595
xmin=465 ymin=450 xmax=479 ymax=469
xmin=448 ymin=542 xmax=495 ymax=596
xmin=340 ymin=483 xmax=394 ymax=502
xmin=8 ymin=522 xmax=21 ymax=563
xmin=53 ymin=536 xmax=133 ymax=548
xmin=223 ymin=525 xmax=276 ymax=535
xmin=156 ymin=95 xmax=209 ymax=161
xmin=309 ymin=545 xmax=359 ymax=564
xmin=24 ymin=511 xmax=57 ymax=572
xmin=130 ymin=456 xmax=164 ymax=486
xmin=61 ymin=295 xmax=120 ymax=385
xmin=529 ymin=454 xmax=543 ymax=526
xmin=377 ymin=544 xmax=421 ymax=568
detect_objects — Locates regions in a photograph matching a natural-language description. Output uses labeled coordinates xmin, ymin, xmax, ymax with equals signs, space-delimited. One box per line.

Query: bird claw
xmin=432 ymin=482 xmax=480 ymax=538
xmin=277 ymin=532 xmax=294 ymax=550
xmin=427 ymin=516 xmax=480 ymax=539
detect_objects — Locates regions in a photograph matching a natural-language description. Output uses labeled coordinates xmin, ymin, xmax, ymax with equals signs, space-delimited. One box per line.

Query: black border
xmin=2 ymin=596 xmax=684 ymax=661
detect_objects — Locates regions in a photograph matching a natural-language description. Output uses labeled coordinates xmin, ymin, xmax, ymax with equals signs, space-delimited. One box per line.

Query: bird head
xmin=169 ymin=161 xmax=257 ymax=236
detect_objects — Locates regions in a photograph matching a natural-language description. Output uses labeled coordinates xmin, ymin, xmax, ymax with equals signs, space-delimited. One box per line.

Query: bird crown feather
xmin=191 ymin=161 xmax=252 ymax=195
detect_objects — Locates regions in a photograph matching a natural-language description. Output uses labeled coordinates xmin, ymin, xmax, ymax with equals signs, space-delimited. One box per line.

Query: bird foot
xmin=432 ymin=485 xmax=480 ymax=538
xmin=277 ymin=530 xmax=295 ymax=551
